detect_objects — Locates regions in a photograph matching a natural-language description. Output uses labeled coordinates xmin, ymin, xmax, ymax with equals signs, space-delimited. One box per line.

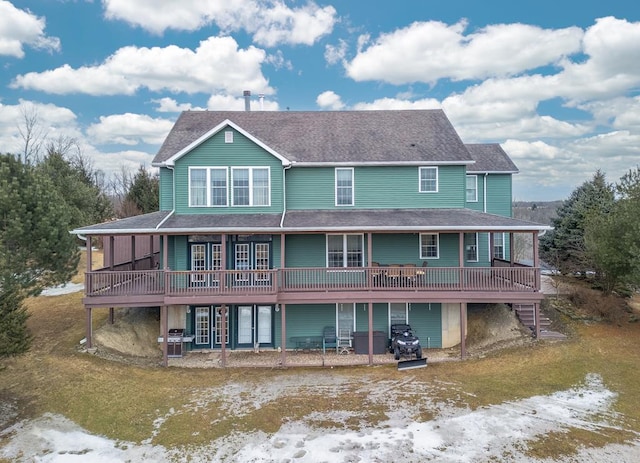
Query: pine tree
xmin=0 ymin=154 xmax=79 ymax=357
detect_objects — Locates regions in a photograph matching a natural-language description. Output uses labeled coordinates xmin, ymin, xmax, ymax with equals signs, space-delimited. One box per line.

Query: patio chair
xmin=337 ymin=328 xmax=352 ymax=354
xmin=322 ymin=326 xmax=337 ymax=354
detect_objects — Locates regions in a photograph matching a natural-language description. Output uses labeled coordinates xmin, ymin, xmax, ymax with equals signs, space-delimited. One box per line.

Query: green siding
xmin=159 ymin=167 xmax=173 ymax=211
xmin=278 ymin=304 xmax=335 ymax=349
xmin=285 ymin=234 xmax=327 ymax=267
xmin=408 ymin=303 xmax=442 ymax=348
xmin=287 ymin=165 xmax=465 ymax=210
xmin=486 ymin=174 xmax=513 ymax=217
xmin=173 ymin=128 xmax=284 ymax=214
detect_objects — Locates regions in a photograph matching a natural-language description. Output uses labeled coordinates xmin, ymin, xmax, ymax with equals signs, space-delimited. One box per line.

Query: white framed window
xmin=493 ymin=233 xmax=505 ymax=260
xmin=189 ymin=167 xmax=228 ymax=207
xmin=231 ymin=167 xmax=271 ymax=206
xmin=189 ymin=168 xmax=208 ymax=206
xmin=419 ymin=166 xmax=438 ymax=193
xmin=466 ymin=175 xmax=478 ymax=202
xmin=420 ymin=233 xmax=439 ymax=259
xmin=225 ymin=130 xmax=234 ymax=143
xmin=335 ymin=168 xmax=354 ymax=206
xmin=465 ymin=233 xmax=478 ymax=262
xmin=327 ymin=234 xmax=363 ymax=267
xmin=210 ymin=168 xmax=228 ymax=206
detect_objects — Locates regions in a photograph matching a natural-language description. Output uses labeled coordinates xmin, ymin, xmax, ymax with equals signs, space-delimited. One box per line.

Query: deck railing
xmin=85 ymin=266 xmax=539 ymax=298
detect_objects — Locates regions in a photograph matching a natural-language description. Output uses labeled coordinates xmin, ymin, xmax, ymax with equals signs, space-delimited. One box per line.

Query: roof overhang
xmin=71 ymin=209 xmax=550 ymax=235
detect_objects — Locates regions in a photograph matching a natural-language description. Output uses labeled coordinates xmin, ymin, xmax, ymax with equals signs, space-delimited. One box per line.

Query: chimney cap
xmin=243 ymin=90 xmax=251 ymax=96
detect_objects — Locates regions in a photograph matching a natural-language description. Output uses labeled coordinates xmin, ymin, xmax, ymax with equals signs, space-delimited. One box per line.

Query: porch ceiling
xmin=72 ymin=208 xmax=549 ymax=235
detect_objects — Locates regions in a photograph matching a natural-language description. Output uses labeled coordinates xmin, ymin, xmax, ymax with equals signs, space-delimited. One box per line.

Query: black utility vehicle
xmin=390 ymin=324 xmax=423 ymax=360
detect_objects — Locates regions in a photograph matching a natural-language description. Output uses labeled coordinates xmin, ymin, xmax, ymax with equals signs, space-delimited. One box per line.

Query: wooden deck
xmin=83 ymin=265 xmax=542 ymax=307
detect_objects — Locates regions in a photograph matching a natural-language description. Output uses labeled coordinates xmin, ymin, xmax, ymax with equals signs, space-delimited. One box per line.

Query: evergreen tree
xmin=36 ymin=150 xmax=113 ymax=229
xmin=123 ymin=165 xmax=159 ymax=216
xmin=0 ymin=154 xmax=79 ymax=357
xmin=540 ymin=170 xmax=615 ymax=275
xmin=585 ymin=167 xmax=640 ymax=292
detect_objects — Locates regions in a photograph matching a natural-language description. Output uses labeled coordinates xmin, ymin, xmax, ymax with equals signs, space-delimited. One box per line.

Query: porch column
xmin=86 ymin=236 xmax=92 ymax=304
xmin=280 ymin=233 xmax=285 ymax=292
xmin=161 ymin=305 xmax=168 ymax=367
xmin=221 ymin=234 xmax=227 ymax=291
xmin=85 ymin=307 xmax=93 ymax=349
xmin=368 ymin=301 xmax=373 ymax=366
xmin=489 ymin=233 xmax=495 ymax=263
xmin=149 ymin=235 xmax=155 ymax=267
xmin=280 ymin=303 xmax=287 ymax=366
xmin=533 ymin=231 xmax=540 ymax=290
xmin=109 ymin=236 xmax=115 ymax=270
xmin=459 ymin=233 xmax=465 ymax=290
xmin=131 ymin=235 xmax=136 ymax=270
xmin=162 ymin=235 xmax=169 ymax=269
xmin=220 ymin=304 xmax=227 ymax=367
xmin=460 ymin=302 xmax=467 ymax=359
xmin=367 ymin=232 xmax=373 ymax=288
xmin=534 ymin=302 xmax=541 ymax=339
xmin=86 ymin=235 xmax=93 ymax=272
xmin=509 ymin=232 xmax=515 ymax=265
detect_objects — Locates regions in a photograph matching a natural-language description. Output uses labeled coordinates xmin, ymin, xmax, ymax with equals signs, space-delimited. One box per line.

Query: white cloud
xmin=86 ymin=113 xmax=174 ymax=146
xmin=152 ymin=98 xmax=205 ymax=113
xmin=324 ymin=39 xmax=348 ymax=65
xmin=0 ymin=0 xmax=60 ymax=58
xmin=345 ymin=20 xmax=582 ymax=84
xmin=11 ymin=37 xmax=273 ymax=97
xmin=316 ymin=91 xmax=345 ymax=110
xmin=352 ymin=97 xmax=441 ymax=111
xmin=102 ymin=0 xmax=336 ymax=47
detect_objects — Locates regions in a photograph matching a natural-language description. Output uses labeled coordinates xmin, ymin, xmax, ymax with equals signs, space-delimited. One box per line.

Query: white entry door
xmin=237 ymin=305 xmax=272 ymax=347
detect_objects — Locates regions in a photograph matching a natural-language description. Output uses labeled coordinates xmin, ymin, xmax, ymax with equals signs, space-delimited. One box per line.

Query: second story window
xmin=327 ymin=234 xmax=363 ymax=267
xmin=189 ymin=167 xmax=228 ymax=207
xmin=466 ymin=175 xmax=478 ymax=202
xmin=232 ymin=167 xmax=270 ymax=206
xmin=335 ymin=168 xmax=354 ymax=206
xmin=419 ymin=166 xmax=438 ymax=193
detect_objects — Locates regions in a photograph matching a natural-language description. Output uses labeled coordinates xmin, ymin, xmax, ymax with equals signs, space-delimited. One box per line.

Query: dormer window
xmin=225 ymin=131 xmax=234 ymax=143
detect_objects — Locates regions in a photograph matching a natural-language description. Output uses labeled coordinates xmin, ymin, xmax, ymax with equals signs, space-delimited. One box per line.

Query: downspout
xmin=280 ymin=164 xmax=291 ymax=228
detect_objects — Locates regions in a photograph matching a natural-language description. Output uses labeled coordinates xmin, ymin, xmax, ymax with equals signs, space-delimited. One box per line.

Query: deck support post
xmin=280 ymin=303 xmax=287 ymax=367
xmin=460 ymin=302 xmax=467 ymax=359
xmin=161 ymin=305 xmax=168 ymax=367
xmin=109 ymin=307 xmax=114 ymax=324
xmin=368 ymin=301 xmax=374 ymax=366
xmin=220 ymin=304 xmax=227 ymax=367
xmin=85 ymin=307 xmax=93 ymax=349
xmin=534 ymin=302 xmax=541 ymax=338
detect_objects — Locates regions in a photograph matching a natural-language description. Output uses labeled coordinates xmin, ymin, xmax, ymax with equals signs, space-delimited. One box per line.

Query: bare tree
xmin=17 ymin=104 xmax=47 ymax=164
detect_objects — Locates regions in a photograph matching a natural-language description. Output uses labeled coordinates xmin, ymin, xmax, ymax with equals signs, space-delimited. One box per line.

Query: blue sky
xmin=1 ymin=0 xmax=639 ymax=201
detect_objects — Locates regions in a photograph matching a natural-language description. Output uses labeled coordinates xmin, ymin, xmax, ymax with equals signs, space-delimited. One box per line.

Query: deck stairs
xmin=513 ymin=303 xmax=566 ymax=340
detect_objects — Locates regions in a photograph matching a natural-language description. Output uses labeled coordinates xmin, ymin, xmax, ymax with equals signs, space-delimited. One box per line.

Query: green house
xmin=73 ymin=109 xmax=548 ymax=366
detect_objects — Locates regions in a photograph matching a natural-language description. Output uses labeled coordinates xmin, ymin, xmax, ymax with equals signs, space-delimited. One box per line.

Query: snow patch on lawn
xmin=2 ymin=374 xmax=639 ymax=462
xmin=40 ymin=282 xmax=84 ymax=296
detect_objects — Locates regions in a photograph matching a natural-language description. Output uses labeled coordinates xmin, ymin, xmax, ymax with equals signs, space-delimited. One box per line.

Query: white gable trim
xmin=156 ymin=119 xmax=292 ymax=167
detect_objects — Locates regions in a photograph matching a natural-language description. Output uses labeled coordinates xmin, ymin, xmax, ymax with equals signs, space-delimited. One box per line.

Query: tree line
xmin=540 ymin=168 xmax=640 ymax=294
xmin=1 ymin=108 xmax=159 ymax=358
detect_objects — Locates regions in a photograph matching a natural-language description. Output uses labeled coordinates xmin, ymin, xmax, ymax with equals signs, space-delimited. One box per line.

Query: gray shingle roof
xmin=465 ymin=144 xmax=519 ymax=173
xmin=153 ymin=110 xmax=474 ymax=165
xmin=72 ymin=209 xmax=548 ymax=235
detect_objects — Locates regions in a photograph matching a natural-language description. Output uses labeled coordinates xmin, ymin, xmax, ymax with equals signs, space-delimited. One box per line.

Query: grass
xmin=2 ymin=258 xmax=640 ymax=460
